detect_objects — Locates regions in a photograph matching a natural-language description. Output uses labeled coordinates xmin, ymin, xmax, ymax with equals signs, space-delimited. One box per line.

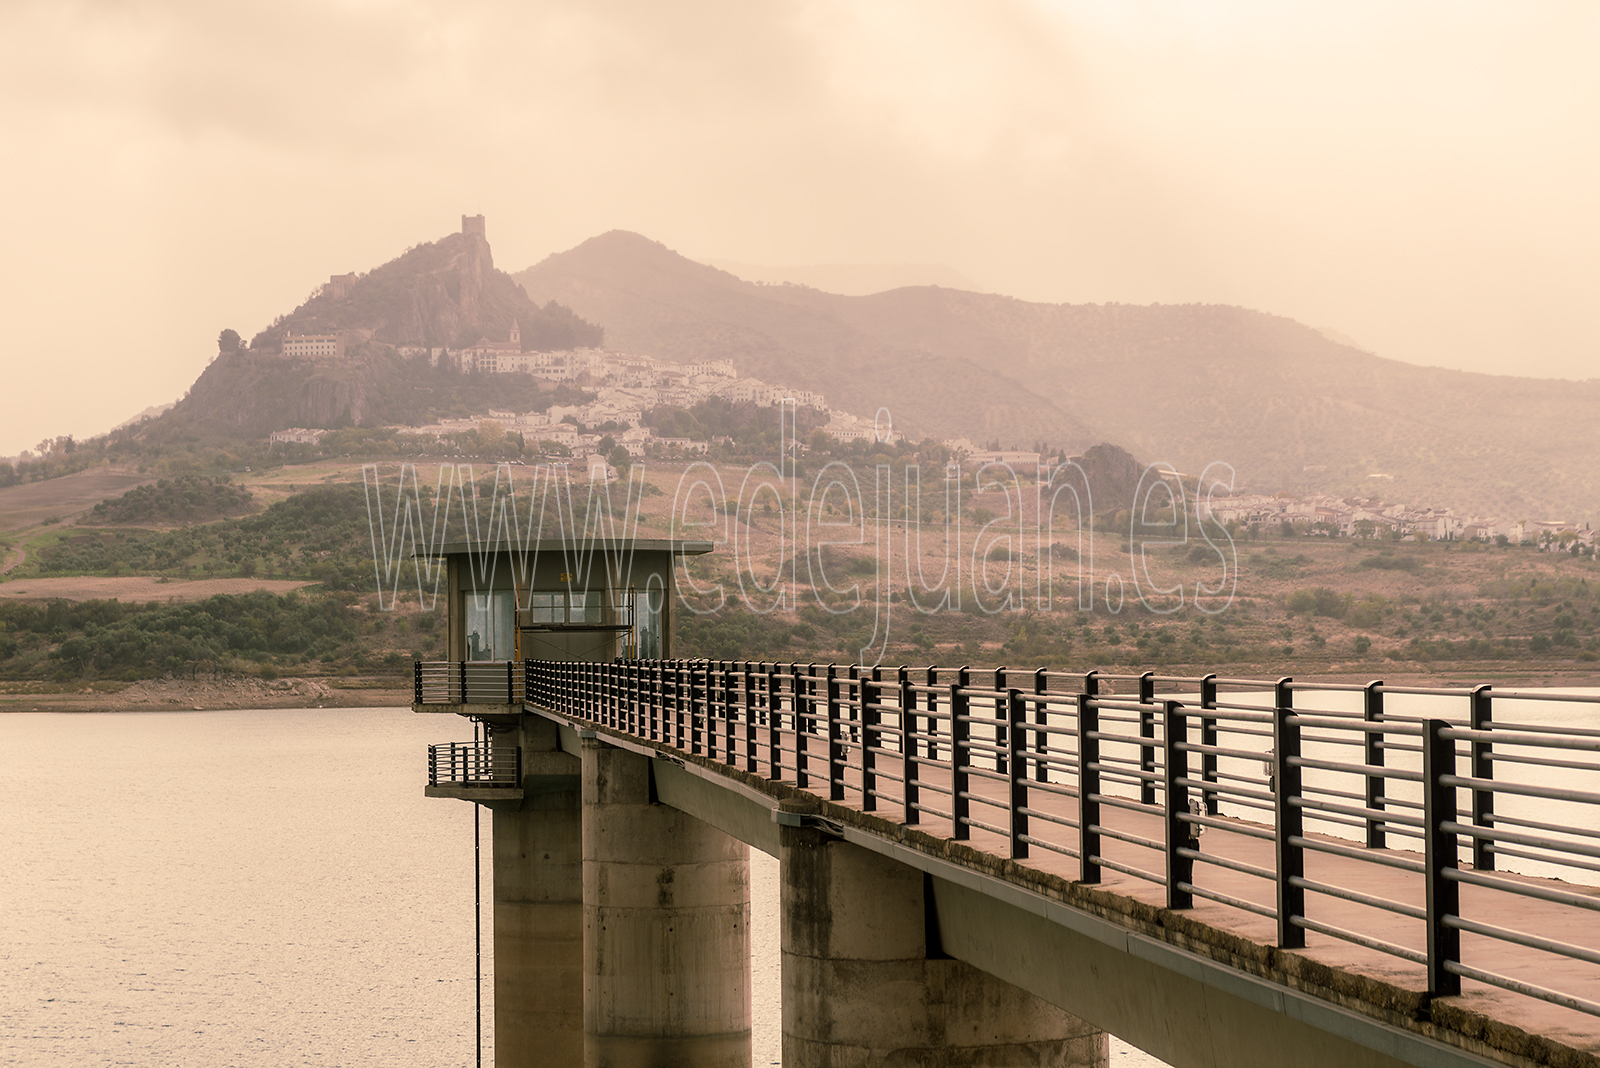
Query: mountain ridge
xmin=514 ymin=231 xmax=1600 ymax=521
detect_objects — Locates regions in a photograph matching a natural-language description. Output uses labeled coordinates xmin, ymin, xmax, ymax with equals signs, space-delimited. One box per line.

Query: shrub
xmin=1286 ymin=587 xmax=1348 ymax=618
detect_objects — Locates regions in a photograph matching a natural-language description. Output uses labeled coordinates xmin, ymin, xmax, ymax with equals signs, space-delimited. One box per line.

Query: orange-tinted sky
xmin=2 ymin=1 xmax=1596 ymax=456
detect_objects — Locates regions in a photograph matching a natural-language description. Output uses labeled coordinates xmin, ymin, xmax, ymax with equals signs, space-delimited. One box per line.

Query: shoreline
xmin=0 ymin=675 xmax=410 ymax=713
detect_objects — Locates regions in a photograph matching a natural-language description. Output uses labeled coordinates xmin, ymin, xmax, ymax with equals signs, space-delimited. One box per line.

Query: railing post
xmin=1164 ymin=700 xmax=1194 ymax=909
xmin=708 ymin=662 xmax=721 ymax=762
xmin=428 ymin=744 xmax=437 ymax=786
xmin=951 ymin=667 xmax=971 ymax=841
xmin=901 ymin=666 xmax=918 ymax=826
xmin=724 ymin=662 xmax=737 ymax=765
xmin=1078 ymin=692 xmax=1100 ymax=883
xmin=925 ymin=666 xmax=939 ymax=760
xmin=507 ymin=659 xmax=515 ymax=705
xmin=745 ymin=662 xmax=758 ymax=773
xmin=1139 ymin=671 xmax=1156 ymax=805
xmin=1364 ymin=680 xmax=1387 ymax=849
xmin=1199 ymin=673 xmax=1218 ymax=815
xmin=847 ymin=664 xmax=861 ymax=748
xmin=652 ymin=663 xmax=663 ymax=742
xmin=687 ymin=664 xmax=701 ymax=756
xmin=994 ymin=666 xmax=1009 ymax=776
xmin=862 ymin=666 xmax=881 ymax=812
xmin=1274 ymin=678 xmax=1304 ymax=949
xmin=1469 ymin=685 xmax=1494 ymax=871
xmin=1424 ymin=718 xmax=1463 ymax=996
xmin=826 ymin=665 xmax=844 ymax=801
xmin=606 ymin=662 xmax=616 ymax=727
xmin=1033 ymin=668 xmax=1049 ymax=784
xmin=1008 ymin=688 xmax=1027 ymax=860
xmin=414 ymin=660 xmax=423 ymax=704
xmin=795 ymin=665 xmax=811 ymax=790
xmin=459 ymin=659 xmax=468 ymax=704
xmin=767 ymin=665 xmax=782 ymax=781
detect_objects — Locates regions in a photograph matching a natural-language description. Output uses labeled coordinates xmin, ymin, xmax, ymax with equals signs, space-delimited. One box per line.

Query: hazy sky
xmin=3 ymin=0 xmax=1597 ymax=457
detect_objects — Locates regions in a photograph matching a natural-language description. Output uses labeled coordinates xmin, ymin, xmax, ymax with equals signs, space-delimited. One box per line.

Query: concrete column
xmin=493 ymin=716 xmax=583 ymax=1068
xmin=582 ymin=740 xmax=751 ymax=1068
xmin=781 ymin=800 xmax=1108 ymax=1067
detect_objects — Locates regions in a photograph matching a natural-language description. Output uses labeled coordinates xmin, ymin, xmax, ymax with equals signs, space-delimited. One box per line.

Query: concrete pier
xmin=582 ymin=740 xmax=752 ymax=1067
xmin=780 ymin=800 xmax=1108 ymax=1067
xmin=493 ymin=716 xmax=584 ymax=1068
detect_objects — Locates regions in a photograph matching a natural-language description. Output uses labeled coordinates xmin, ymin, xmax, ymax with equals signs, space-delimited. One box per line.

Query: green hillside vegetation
xmin=0 ymin=593 xmax=371 ymax=681
xmin=4 ymin=467 xmax=1600 ymax=687
xmin=29 ymin=484 xmax=380 ymax=589
xmin=86 ymin=475 xmax=255 ymax=524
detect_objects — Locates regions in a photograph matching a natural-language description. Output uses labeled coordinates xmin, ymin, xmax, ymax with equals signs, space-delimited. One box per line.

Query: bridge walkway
xmin=421 ymin=659 xmax=1600 ymax=1065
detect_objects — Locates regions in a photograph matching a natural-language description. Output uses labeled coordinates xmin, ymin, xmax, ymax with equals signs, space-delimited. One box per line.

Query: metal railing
xmin=427 ymin=740 xmax=522 ymax=788
xmin=414 ymin=660 xmax=528 ymax=705
xmin=419 ymin=659 xmax=1600 ymax=1021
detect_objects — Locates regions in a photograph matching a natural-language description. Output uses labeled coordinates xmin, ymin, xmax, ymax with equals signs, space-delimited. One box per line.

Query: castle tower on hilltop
xmin=458 ymin=214 xmax=492 ymax=328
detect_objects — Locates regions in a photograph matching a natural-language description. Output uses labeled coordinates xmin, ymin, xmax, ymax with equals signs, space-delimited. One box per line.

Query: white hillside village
xmin=269 ymin=337 xmax=1595 ymax=555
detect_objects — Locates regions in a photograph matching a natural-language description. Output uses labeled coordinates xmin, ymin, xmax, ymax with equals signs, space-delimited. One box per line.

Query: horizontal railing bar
xmin=1444 ymin=727 xmax=1600 ymax=752
xmin=1445 ymin=868 xmax=1600 ymax=912
xmin=1443 ymin=915 xmax=1600 ymax=967
xmin=1290 ymin=875 xmax=1427 ymax=919
xmin=1092 ymin=824 xmax=1164 ymax=852
xmin=1290 ymin=915 xmax=1427 ymax=965
xmin=1093 ymin=856 xmax=1169 ymax=886
xmin=1177 ymin=847 xmax=1275 ymax=881
xmin=1441 ymin=774 xmax=1600 ymax=808
xmin=1290 ymin=836 xmax=1426 ymax=873
xmin=1177 ymin=882 xmax=1278 ymax=919
xmin=1442 ymin=823 xmax=1600 ymax=861
xmin=1444 ymin=962 xmax=1600 ymax=1019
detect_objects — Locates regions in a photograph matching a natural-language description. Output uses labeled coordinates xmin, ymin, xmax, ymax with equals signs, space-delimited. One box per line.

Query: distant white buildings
xmin=282 ymin=333 xmax=341 ymax=358
xmin=281 ymin=328 xmax=374 ymax=359
xmin=269 ymin=428 xmax=327 ymax=446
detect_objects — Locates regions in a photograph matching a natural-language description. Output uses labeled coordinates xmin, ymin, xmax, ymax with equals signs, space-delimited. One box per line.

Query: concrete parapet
xmin=780 ymin=798 xmax=1107 ymax=1067
xmin=582 ymin=739 xmax=751 ymax=1067
xmin=494 ymin=715 xmax=583 ymax=1067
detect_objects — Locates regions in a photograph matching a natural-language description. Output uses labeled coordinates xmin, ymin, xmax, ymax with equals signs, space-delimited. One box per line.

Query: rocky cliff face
xmin=251 ymin=227 xmax=598 ymax=352
xmin=295 ymin=372 xmax=369 ymax=428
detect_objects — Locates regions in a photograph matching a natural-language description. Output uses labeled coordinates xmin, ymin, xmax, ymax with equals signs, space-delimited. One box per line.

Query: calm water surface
xmin=0 ymin=707 xmax=1170 ymax=1065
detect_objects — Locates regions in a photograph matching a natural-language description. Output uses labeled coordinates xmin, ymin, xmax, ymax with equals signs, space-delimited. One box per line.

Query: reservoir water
xmin=9 ymin=694 xmax=1594 ymax=1065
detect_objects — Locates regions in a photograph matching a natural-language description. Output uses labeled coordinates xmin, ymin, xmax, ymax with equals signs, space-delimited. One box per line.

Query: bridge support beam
xmin=581 ymin=739 xmax=751 ymax=1068
xmin=780 ymin=801 xmax=1108 ymax=1067
xmin=493 ymin=716 xmax=584 ymax=1067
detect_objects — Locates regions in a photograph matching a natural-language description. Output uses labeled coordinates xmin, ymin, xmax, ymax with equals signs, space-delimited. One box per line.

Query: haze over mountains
xmin=516 ymin=231 xmax=1600 ymax=522
xmin=97 ymin=217 xmax=1597 ymax=525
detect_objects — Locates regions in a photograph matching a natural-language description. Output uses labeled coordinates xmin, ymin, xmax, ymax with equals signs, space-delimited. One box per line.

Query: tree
xmin=608 ymin=444 xmax=632 ymax=477
xmin=218 ymin=328 xmax=242 ymax=354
